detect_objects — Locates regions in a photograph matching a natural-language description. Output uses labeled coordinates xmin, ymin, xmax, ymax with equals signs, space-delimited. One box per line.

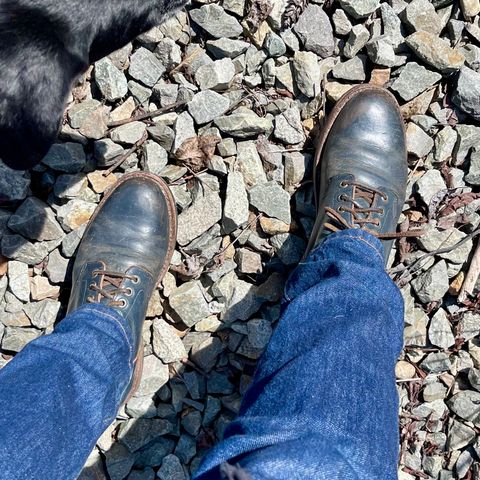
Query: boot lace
xmin=87 ymin=268 xmax=139 ymax=308
xmin=324 ymin=180 xmax=422 ymax=239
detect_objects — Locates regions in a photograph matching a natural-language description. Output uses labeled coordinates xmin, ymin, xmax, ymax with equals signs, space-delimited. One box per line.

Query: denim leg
xmin=0 ymin=304 xmax=134 ymax=480
xmin=194 ymin=229 xmax=404 ymax=480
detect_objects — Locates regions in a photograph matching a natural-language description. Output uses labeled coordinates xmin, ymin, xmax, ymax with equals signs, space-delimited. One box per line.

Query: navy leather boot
xmin=67 ymin=172 xmax=177 ymax=400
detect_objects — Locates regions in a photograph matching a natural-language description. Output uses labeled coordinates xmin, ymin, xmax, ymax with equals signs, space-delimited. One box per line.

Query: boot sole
xmin=84 ymin=171 xmax=177 ymax=404
xmin=304 ymin=84 xmax=404 ymax=257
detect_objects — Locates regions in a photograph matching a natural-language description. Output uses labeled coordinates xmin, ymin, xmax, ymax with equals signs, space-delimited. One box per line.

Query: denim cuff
xmin=309 ymin=228 xmax=385 ymax=264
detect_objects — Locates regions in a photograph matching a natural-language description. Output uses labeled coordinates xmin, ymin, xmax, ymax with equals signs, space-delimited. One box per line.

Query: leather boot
xmin=305 ymin=84 xmax=419 ymax=263
xmin=67 ymin=172 xmax=177 ymax=401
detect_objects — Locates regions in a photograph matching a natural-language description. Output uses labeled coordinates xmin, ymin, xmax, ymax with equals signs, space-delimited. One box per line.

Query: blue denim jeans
xmin=0 ymin=229 xmax=404 ymax=479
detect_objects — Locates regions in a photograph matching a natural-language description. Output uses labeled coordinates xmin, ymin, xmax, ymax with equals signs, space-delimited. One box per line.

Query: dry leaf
xmin=282 ymin=0 xmax=309 ymax=28
xmin=175 ymin=135 xmax=221 ymax=173
xmin=246 ymin=0 xmax=274 ymax=32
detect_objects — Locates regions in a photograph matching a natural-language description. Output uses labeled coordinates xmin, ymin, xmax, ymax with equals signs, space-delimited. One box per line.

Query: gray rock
xmin=392 ymin=63 xmax=442 ymax=102
xmin=411 ymin=260 xmax=449 ymax=303
xmin=452 ymin=67 xmax=480 ymax=121
xmin=42 ymin=143 xmax=86 ymax=173
xmin=264 ymin=31 xmax=286 ymax=58
xmin=1 ymin=234 xmax=49 ymax=265
xmin=236 ymin=141 xmax=268 ymax=188
xmin=418 ymin=226 xmax=472 ymax=265
xmin=56 ymin=199 xmax=96 ymax=232
xmin=428 ymin=309 xmax=455 ymax=349
xmin=448 ymin=419 xmax=476 ymax=450
xmin=68 ymin=99 xmax=102 ymax=129
xmin=128 ymin=80 xmax=152 ymax=104
xmin=54 ymin=173 xmax=88 ymax=199
xmin=215 ymin=107 xmax=273 ymax=139
xmin=456 ymin=450 xmax=474 ymax=479
xmin=147 ymin=123 xmax=175 ymax=152
xmin=406 ymin=122 xmax=434 ymax=158
xmin=105 ymin=443 xmax=135 ymax=480
xmin=94 ymin=139 xmax=125 ymax=167
xmin=135 ymin=354 xmax=169 ymax=397
xmin=339 ymin=0 xmax=380 ymax=18
xmin=403 ymin=0 xmax=442 ymax=34
xmin=133 ymin=437 xmax=175 ymax=469
xmin=248 ymin=182 xmax=291 ymax=224
xmin=434 ymin=126 xmax=457 ymax=163
xmin=381 ymin=3 xmax=404 ymax=49
xmin=142 ymin=141 xmax=168 ymax=175
xmin=152 ymin=318 xmax=187 ymax=364
xmin=191 ymin=335 xmax=223 ymax=371
xmin=181 ymin=410 xmax=202 ymax=436
xmin=344 ymin=24 xmax=370 ymax=59
xmin=247 ymin=318 xmax=272 ymax=349
xmin=2 ymin=326 xmax=42 ymax=352
xmin=292 ymin=51 xmax=320 ymax=98
xmin=195 ymin=58 xmax=235 ymax=91
xmin=190 ymin=4 xmax=243 ymax=39
xmin=415 ymin=169 xmax=446 ymax=206
xmin=174 ymin=434 xmax=196 ymax=464
xmin=177 ymin=178 xmax=222 ymax=246
xmin=45 ymin=249 xmax=69 ymax=284
xmin=129 ymin=47 xmax=165 ymax=87
xmin=236 ymin=248 xmax=262 ymax=274
xmin=62 ymin=224 xmax=86 ymax=258
xmin=271 ymin=233 xmax=306 ymax=265
xmin=332 ymin=9 xmax=352 ymax=36
xmin=173 ymin=112 xmax=196 ymax=153
xmin=126 ymin=395 xmax=157 ymax=418
xmin=155 ymin=38 xmax=182 ymax=71
xmin=447 ymin=390 xmax=480 ymax=425
xmin=466 ymin=150 xmax=480 ymax=186
xmin=423 ymin=380 xmax=447 ymax=402
xmin=94 ymin=58 xmax=128 ymax=102
xmin=157 ymin=455 xmax=186 ymax=480
xmin=420 ymin=352 xmax=452 ymax=374
xmin=7 ymin=260 xmax=30 ymax=302
xmin=293 ymin=4 xmax=335 ymax=58
xmin=366 ymin=38 xmax=396 ymax=67
xmin=332 ymin=56 xmax=367 ymax=82
xmin=8 ymin=198 xmax=64 ymax=242
xmin=110 ymin=122 xmax=146 ymax=145
xmin=223 ymin=172 xmax=249 ymax=233
xmin=0 ymin=163 xmax=30 ymax=202
xmin=169 ymin=281 xmax=210 ymax=327
xmin=274 ymin=107 xmax=305 ymax=145
xmin=207 ymin=38 xmax=250 ymax=59
xmin=118 ymin=418 xmax=173 ymax=452
xmin=454 ymin=124 xmax=480 ymax=166
xmin=23 ymin=299 xmax=61 ymax=329
xmin=458 ymin=312 xmax=480 ymax=342
xmin=406 ymin=31 xmax=465 ymax=73
xmin=188 ymin=90 xmax=230 ymax=124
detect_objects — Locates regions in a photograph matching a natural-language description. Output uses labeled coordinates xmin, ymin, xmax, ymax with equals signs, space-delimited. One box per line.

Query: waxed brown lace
xmin=324 ymin=181 xmax=423 ymax=239
xmin=87 ymin=269 xmax=138 ymax=307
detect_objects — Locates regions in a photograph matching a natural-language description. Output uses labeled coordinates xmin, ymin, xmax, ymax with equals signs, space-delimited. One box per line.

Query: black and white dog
xmin=0 ymin=0 xmax=188 ymax=170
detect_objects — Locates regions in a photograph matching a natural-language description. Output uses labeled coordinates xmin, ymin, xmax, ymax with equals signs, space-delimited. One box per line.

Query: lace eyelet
xmin=337 ymin=194 xmax=346 ymax=202
xmin=132 ymin=275 xmax=140 ymax=284
xmin=88 ymin=283 xmax=95 ymax=290
xmin=119 ymin=299 xmax=127 ymax=309
xmin=125 ymin=288 xmax=133 ymax=297
xmin=379 ymin=208 xmax=385 ymax=215
xmin=340 ymin=180 xmax=348 ymax=188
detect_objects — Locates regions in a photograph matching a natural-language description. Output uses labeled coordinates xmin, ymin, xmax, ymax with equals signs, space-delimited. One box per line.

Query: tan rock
xmin=325 ymin=81 xmax=355 ymax=102
xmin=109 ymin=97 xmax=136 ymax=123
xmin=87 ymin=171 xmax=118 ymax=194
xmin=460 ymin=0 xmax=480 ymax=17
xmin=30 ymin=276 xmax=60 ymax=301
xmin=259 ymin=216 xmax=290 ymax=235
xmin=395 ymin=360 xmax=416 ymax=380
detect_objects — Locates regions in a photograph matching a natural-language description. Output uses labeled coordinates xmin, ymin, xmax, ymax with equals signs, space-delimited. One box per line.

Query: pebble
xmin=332 ymin=56 xmax=367 ymax=82
xmin=344 ymin=24 xmax=370 ymax=59
xmin=42 ymin=142 xmax=86 ymax=173
xmin=152 ymin=318 xmax=187 ymax=364
xmin=188 ymin=90 xmax=230 ymax=124
xmin=404 ymin=0 xmax=442 ymax=34
xmin=2 ymin=326 xmax=42 ymax=352
xmin=94 ymin=58 xmax=128 ymax=102
xmin=135 ymin=355 xmax=169 ymax=397
xmin=391 ymin=63 xmax=442 ymax=102
xmin=129 ymin=47 xmax=165 ymax=87
xmin=292 ymin=51 xmax=321 ymax=98
xmin=338 ymin=0 xmax=380 ymax=18
xmin=215 ymin=107 xmax=273 ymax=138
xmin=0 ymin=163 xmax=30 ymax=202
xmin=195 ymin=58 xmax=235 ymax=91
xmin=169 ymin=281 xmax=210 ymax=327
xmin=411 ymin=260 xmax=449 ymax=303
xmin=415 ymin=169 xmax=447 ymax=206
xmin=157 ymin=455 xmax=186 ymax=480
xmin=110 ymin=122 xmax=146 ymax=145
xmin=293 ymin=4 xmax=335 ymax=58
xmin=190 ymin=4 xmax=243 ymax=39
xmin=7 ymin=260 xmax=30 ymax=302
xmin=1 ymin=235 xmax=49 ymax=265
xmin=207 ymin=38 xmax=250 ymax=58
xmin=452 ymin=66 xmax=480 ymax=121
xmin=458 ymin=312 xmax=480 ymax=342
xmin=332 ymin=9 xmax=352 ymax=36
xmin=56 ymin=199 xmax=96 ymax=232
xmin=223 ymin=172 xmax=249 ymax=234
xmin=274 ymin=107 xmax=305 ymax=145
xmin=395 ymin=360 xmax=416 ymax=379
xmin=448 ymin=390 xmax=480 ymax=424
xmin=406 ymin=31 xmax=465 ymax=73
xmin=248 ymin=182 xmax=291 ymax=224
xmin=366 ymin=38 xmax=396 ymax=67
xmin=429 ymin=309 xmax=455 ymax=349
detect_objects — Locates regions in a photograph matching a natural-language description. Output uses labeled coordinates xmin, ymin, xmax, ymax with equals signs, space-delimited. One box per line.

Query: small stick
xmin=102 ymin=134 xmax=148 ymax=176
xmin=107 ymin=101 xmax=187 ymax=128
xmin=459 ymin=239 xmax=480 ymax=303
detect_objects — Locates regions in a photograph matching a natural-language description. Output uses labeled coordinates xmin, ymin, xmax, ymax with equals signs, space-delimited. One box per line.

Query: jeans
xmin=0 ymin=229 xmax=404 ymax=479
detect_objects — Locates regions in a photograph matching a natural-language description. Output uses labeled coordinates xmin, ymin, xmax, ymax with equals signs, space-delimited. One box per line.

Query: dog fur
xmin=0 ymin=0 xmax=188 ymax=170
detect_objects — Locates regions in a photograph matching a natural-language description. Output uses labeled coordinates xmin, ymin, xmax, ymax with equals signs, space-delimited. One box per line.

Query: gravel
xmin=2 ymin=2 xmax=480 ymax=479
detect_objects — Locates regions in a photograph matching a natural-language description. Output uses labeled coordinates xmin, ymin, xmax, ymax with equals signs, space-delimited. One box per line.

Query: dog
xmin=0 ymin=0 xmax=188 ymax=170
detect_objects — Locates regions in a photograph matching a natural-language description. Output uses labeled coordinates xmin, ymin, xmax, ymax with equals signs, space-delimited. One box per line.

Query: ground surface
xmin=1 ymin=0 xmax=480 ymax=479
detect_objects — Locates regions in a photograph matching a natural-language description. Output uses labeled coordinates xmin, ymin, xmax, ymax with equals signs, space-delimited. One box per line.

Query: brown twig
xmin=102 ymin=133 xmax=148 ymax=176
xmin=169 ymin=47 xmax=203 ymax=76
xmin=107 ymin=101 xmax=187 ymax=128
xmin=459 ymin=239 xmax=480 ymax=304
xmin=391 ymin=227 xmax=480 ymax=281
